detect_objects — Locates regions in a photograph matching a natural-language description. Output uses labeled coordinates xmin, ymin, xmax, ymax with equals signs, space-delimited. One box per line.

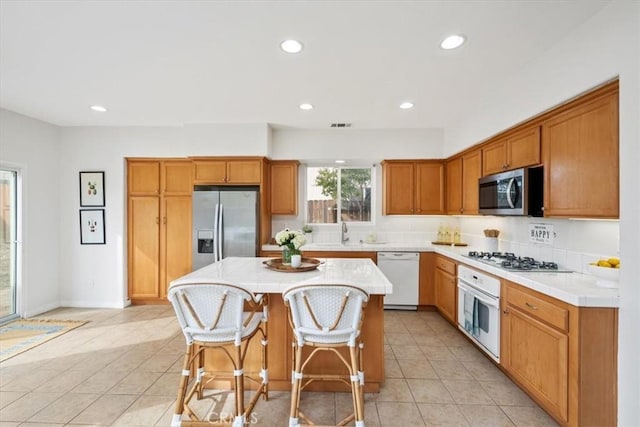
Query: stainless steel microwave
xmin=478 ymin=167 xmax=543 ymax=216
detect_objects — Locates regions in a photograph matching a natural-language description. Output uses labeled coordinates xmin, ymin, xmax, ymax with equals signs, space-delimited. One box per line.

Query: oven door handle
xmin=458 ymin=282 xmax=500 ymax=309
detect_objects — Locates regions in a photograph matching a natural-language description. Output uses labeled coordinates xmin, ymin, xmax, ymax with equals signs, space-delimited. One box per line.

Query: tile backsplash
xmin=271 ymin=215 xmax=620 ymax=274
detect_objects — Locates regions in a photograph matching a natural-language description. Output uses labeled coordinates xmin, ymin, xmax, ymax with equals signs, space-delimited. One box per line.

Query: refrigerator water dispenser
xmin=197 ymin=230 xmax=214 ymax=253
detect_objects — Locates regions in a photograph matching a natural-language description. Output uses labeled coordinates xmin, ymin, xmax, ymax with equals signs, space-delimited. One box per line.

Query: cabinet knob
xmin=460 ymin=208 xmax=463 ymax=213
xmin=155 ymin=217 xmax=160 ymax=225
xmin=503 ymin=309 xmax=509 ymax=314
xmin=525 ymin=302 xmax=538 ymax=310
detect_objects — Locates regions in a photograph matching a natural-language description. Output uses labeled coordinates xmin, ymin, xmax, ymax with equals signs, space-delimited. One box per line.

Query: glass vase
xmin=282 ymin=246 xmax=301 ymax=265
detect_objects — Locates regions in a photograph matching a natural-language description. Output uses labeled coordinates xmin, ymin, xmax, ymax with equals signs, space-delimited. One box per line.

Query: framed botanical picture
xmin=80 ymin=209 xmax=106 ymax=245
xmin=79 ymin=171 xmax=105 ymax=207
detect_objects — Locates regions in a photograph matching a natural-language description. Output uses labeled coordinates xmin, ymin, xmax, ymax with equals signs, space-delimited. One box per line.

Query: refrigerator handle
xmin=213 ymin=204 xmax=220 ymax=262
xmin=218 ymin=204 xmax=223 ymax=261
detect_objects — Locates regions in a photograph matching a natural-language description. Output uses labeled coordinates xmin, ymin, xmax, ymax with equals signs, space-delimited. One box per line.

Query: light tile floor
xmin=0 ymin=306 xmax=559 ymax=426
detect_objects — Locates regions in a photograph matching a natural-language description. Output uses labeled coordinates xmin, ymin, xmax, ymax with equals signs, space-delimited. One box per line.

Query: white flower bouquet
xmin=275 ymin=228 xmax=307 ymax=250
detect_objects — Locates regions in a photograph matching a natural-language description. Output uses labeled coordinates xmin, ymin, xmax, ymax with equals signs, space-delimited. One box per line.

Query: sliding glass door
xmin=0 ymin=169 xmax=18 ymax=322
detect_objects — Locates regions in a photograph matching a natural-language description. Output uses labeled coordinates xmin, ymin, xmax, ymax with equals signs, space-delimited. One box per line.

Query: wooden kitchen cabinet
xmin=501 ymin=280 xmax=617 ymax=426
xmin=127 ymin=159 xmax=193 ymax=303
xmin=446 ymin=150 xmax=481 ymax=215
xmin=419 ymin=252 xmax=436 ymax=306
xmin=382 ymin=160 xmax=444 ymax=215
xmin=434 ymin=255 xmax=457 ymax=324
xmin=270 ymin=161 xmax=299 ymax=215
xmin=482 ymin=125 xmax=541 ymax=176
xmin=542 ymin=86 xmax=619 ymax=218
xmin=193 ymin=157 xmax=263 ymax=184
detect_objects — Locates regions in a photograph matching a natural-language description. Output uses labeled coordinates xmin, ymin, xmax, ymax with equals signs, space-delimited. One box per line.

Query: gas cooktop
xmin=463 ymin=251 xmax=573 ymax=273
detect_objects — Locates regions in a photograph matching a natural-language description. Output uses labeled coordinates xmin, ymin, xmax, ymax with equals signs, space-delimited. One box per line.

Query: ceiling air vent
xmin=330 ymin=123 xmax=352 ymax=128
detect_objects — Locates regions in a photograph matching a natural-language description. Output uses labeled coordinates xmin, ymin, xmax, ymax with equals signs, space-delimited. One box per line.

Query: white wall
xmin=444 ymin=2 xmax=639 ymax=425
xmin=0 ymin=109 xmax=61 ymax=316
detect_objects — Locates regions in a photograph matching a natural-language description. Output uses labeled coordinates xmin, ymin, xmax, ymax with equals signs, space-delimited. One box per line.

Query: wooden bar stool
xmin=283 ymin=283 xmax=369 ymax=427
xmin=168 ymin=282 xmax=268 ymax=427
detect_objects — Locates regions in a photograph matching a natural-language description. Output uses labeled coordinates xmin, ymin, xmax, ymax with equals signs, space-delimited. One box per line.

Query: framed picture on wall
xmin=79 ymin=171 xmax=105 ymax=207
xmin=80 ymin=209 xmax=106 ymax=245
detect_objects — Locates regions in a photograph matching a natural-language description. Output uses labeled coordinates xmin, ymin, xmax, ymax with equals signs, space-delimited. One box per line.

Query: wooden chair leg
xmin=289 ymin=344 xmax=304 ymax=426
xmin=349 ymin=345 xmax=365 ymax=425
xmin=172 ymin=344 xmax=193 ymax=427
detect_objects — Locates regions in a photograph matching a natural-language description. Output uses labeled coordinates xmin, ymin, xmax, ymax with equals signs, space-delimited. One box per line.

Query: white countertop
xmin=261 ymin=242 xmax=619 ymax=308
xmin=431 ymin=246 xmax=620 ymax=308
xmin=169 ymin=257 xmax=393 ymax=295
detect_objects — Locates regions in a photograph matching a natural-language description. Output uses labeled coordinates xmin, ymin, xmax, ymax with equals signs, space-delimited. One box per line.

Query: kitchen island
xmin=169 ymin=257 xmax=392 ymax=392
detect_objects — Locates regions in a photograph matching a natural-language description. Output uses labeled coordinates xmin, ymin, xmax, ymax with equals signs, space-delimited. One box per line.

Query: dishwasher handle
xmin=378 ymin=252 xmax=419 ymax=261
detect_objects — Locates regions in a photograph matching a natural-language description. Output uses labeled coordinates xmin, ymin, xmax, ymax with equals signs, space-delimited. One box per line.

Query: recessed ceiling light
xmin=335 ymin=160 xmax=346 ymax=164
xmin=90 ymin=105 xmax=107 ymax=112
xmin=399 ymin=102 xmax=414 ymax=110
xmin=299 ymin=103 xmax=313 ymax=110
xmin=280 ymin=39 xmax=304 ymax=54
xmin=440 ymin=34 xmax=466 ymax=50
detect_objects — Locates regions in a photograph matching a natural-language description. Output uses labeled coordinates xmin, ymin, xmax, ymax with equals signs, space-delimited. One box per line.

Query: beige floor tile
xmin=70 ymin=393 xmax=139 ymax=425
xmin=420 ymin=344 xmax=456 ymax=360
xmin=461 ymin=358 xmax=507 ymax=382
xmin=442 ymin=380 xmax=495 ymax=405
xmin=0 ymin=391 xmax=25 ymax=410
xmin=72 ymin=368 xmax=130 ymax=394
xmin=144 ymin=372 xmax=182 ymax=396
xmin=449 ymin=344 xmax=487 ymax=362
xmin=413 ymin=334 xmax=447 ymax=347
xmin=249 ymin=391 xmax=291 ymax=426
xmin=137 ymin=353 xmax=182 ymax=373
xmin=480 ymin=379 xmax=536 ymax=406
xmin=383 ymin=320 xmax=410 ymax=335
xmin=417 ymin=402 xmax=471 ymax=426
xmin=391 ymin=344 xmax=425 ymax=360
xmin=397 ymin=359 xmax=439 ymax=379
xmin=406 ymin=379 xmax=454 ymax=404
xmin=0 ymin=369 xmax=61 ymax=392
xmin=111 ymin=394 xmax=174 ymax=426
xmin=385 ymin=333 xmax=416 ymax=346
xmin=108 ymin=370 xmax=162 ymax=394
xmin=0 ymin=392 xmax=62 ymax=422
xmin=500 ymin=405 xmax=559 ymax=427
xmin=0 ymin=422 xmax=20 ymax=427
xmin=27 ymin=392 xmax=99 ymax=424
xmin=384 ymin=358 xmax=404 ymax=378
xmin=15 ymin=423 xmax=65 ymax=427
xmin=430 ymin=359 xmax=474 ymax=380
xmin=376 ymin=401 xmax=425 ymax=426
xmin=373 ymin=378 xmax=414 ymax=402
xmin=458 ymin=404 xmax=515 ymax=427
xmin=34 ymin=369 xmax=95 ymax=393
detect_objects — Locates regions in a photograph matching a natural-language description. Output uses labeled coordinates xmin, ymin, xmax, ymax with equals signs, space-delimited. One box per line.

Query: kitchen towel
xmin=463 ymin=293 xmax=474 ymax=334
xmin=472 ymin=297 xmax=480 ymax=338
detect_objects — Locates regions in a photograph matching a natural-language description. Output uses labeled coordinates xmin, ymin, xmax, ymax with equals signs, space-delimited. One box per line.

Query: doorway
xmin=0 ymin=168 xmax=19 ymax=322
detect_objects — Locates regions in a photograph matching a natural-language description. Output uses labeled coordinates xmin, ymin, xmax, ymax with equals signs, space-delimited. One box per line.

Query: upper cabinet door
xmin=543 ymin=91 xmax=619 ymax=218
xmin=415 ymin=162 xmax=445 ymax=214
xmin=482 ymin=126 xmax=540 ymax=176
xmin=162 ymin=161 xmax=193 ymax=195
xmin=270 ymin=161 xmax=299 ymax=215
xmin=462 ymin=150 xmax=482 ymax=214
xmin=507 ymin=125 xmax=541 ymax=171
xmin=383 ymin=162 xmax=415 ymax=214
xmin=446 ymin=157 xmax=463 ymax=214
xmin=128 ymin=160 xmax=161 ymax=195
xmin=226 ymin=159 xmax=262 ymax=184
xmin=193 ymin=160 xmax=227 ymax=184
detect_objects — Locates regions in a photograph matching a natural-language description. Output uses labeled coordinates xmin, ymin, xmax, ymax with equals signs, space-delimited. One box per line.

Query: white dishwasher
xmin=378 ymin=252 xmax=420 ymax=310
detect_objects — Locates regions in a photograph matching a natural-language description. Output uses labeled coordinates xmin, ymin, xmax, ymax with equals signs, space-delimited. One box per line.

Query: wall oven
xmin=478 ymin=167 xmax=543 ymax=216
xmin=457 ymin=265 xmax=501 ymax=362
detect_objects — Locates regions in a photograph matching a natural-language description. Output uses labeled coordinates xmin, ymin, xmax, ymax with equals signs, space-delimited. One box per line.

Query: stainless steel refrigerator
xmin=192 ymin=185 xmax=259 ymax=270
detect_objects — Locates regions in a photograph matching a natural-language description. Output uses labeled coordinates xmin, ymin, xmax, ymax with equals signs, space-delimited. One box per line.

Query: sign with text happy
xmin=529 ymin=223 xmax=554 ymax=245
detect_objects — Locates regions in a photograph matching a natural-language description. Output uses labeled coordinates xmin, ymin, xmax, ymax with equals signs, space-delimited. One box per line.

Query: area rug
xmin=0 ymin=319 xmax=87 ymax=362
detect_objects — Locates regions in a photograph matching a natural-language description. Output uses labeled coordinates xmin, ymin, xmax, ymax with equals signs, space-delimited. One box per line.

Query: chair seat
xmin=186 ymin=312 xmax=264 ymax=343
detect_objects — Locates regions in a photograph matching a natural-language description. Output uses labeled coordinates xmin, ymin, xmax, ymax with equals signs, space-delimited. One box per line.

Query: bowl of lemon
xmin=587 ymin=258 xmax=620 ymax=288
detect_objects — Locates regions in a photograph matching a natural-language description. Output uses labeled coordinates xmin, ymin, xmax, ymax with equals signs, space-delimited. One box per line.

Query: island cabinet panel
xmin=382 ymin=160 xmax=444 ymax=215
xmin=270 ymin=161 xmax=299 ymax=215
xmin=501 ymin=280 xmax=617 ymax=427
xmin=127 ymin=158 xmax=193 ymax=303
xmin=434 ymin=255 xmax=456 ymax=324
xmin=482 ymin=125 xmax=541 ymax=176
xmin=193 ymin=158 xmax=263 ymax=184
xmin=542 ymin=88 xmax=619 ymax=218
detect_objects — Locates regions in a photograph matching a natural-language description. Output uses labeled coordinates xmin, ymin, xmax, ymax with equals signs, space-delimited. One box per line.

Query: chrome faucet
xmin=341 ymin=222 xmax=349 ymax=244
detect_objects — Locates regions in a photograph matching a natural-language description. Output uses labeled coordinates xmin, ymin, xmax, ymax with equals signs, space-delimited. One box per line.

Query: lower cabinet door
xmin=504 ymin=307 xmax=569 ymax=423
xmin=434 ymin=268 xmax=456 ymax=324
xmin=128 ymin=196 xmax=161 ymax=299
